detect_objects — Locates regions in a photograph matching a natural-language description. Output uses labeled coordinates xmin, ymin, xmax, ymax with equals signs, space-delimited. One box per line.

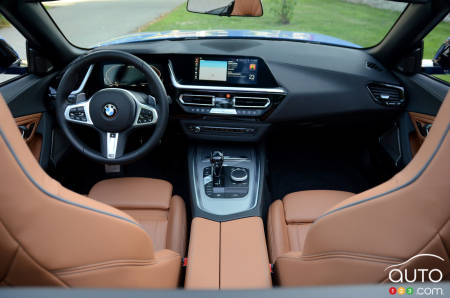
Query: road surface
xmin=0 ymin=0 xmax=185 ymax=60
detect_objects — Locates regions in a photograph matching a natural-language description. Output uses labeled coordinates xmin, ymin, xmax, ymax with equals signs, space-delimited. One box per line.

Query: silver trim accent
xmin=71 ymin=64 xmax=94 ymax=95
xmin=106 ymin=132 xmax=119 ymax=159
xmin=194 ymin=126 xmax=254 ymax=135
xmin=168 ymin=60 xmax=287 ymax=94
xmin=210 ymin=108 xmax=237 ymax=115
xmin=192 ymin=147 xmax=261 ymax=216
xmin=232 ymin=96 xmax=270 ymax=109
xmin=224 ymin=156 xmax=250 ymax=162
xmin=64 ymin=99 xmax=94 ymax=126
xmin=202 ymin=156 xmax=250 ymax=162
xmin=367 ymin=82 xmax=405 ymax=105
xmin=230 ymin=168 xmax=248 ymax=182
xmin=179 ymin=94 xmax=215 ymax=106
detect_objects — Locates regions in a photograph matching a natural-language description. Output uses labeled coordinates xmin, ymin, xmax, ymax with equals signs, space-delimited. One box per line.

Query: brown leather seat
xmin=0 ymin=95 xmax=185 ymax=288
xmin=268 ymin=92 xmax=450 ymax=286
xmin=268 ymin=190 xmax=354 ymax=263
xmin=89 ymin=178 xmax=186 ymax=257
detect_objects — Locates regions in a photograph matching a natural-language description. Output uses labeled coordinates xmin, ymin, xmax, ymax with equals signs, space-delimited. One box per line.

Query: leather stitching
xmin=267 ymin=204 xmax=275 ymax=263
xmin=52 ymin=255 xmax=179 ymax=276
xmin=438 ymin=219 xmax=450 ymax=259
xmin=0 ymin=219 xmax=68 ymax=287
xmin=278 ymin=252 xmax=401 ymax=265
xmin=378 ymin=219 xmax=450 ymax=283
xmin=52 ymin=258 xmax=165 ymax=275
xmin=0 ymin=242 xmax=19 ymax=283
xmin=278 ymin=250 xmax=403 ymax=262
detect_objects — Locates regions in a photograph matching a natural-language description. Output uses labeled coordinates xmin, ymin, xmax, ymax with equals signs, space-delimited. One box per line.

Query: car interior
xmin=0 ymin=0 xmax=449 ymax=295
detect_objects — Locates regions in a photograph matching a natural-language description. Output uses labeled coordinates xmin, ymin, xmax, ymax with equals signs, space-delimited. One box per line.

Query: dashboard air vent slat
xmin=366 ymin=61 xmax=383 ymax=72
xmin=368 ymin=83 xmax=405 ymax=107
xmin=179 ymin=94 xmax=214 ymax=106
xmin=233 ymin=97 xmax=270 ymax=109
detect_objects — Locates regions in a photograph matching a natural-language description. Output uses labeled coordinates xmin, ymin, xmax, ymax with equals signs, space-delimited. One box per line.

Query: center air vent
xmin=233 ymin=96 xmax=270 ymax=109
xmin=367 ymin=83 xmax=405 ymax=107
xmin=179 ymin=94 xmax=214 ymax=106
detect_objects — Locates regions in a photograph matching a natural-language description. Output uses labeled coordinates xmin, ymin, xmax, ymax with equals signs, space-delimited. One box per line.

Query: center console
xmin=172 ymin=55 xmax=275 ymax=288
xmin=188 ymin=144 xmax=264 ymax=220
xmin=185 ymin=217 xmax=271 ymax=289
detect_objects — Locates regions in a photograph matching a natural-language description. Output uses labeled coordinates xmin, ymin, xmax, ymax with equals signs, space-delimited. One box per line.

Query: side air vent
xmin=179 ymin=94 xmax=214 ymax=106
xmin=366 ymin=61 xmax=383 ymax=72
xmin=233 ymin=96 xmax=270 ymax=109
xmin=367 ymin=83 xmax=405 ymax=107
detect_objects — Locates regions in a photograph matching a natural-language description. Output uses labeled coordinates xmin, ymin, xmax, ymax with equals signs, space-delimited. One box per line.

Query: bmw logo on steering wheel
xmin=103 ymin=103 xmax=117 ymax=118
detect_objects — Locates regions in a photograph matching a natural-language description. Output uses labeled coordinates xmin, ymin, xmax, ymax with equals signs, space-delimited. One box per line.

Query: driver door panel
xmin=14 ymin=112 xmax=43 ymax=161
xmin=408 ymin=111 xmax=435 ymax=157
xmin=394 ymin=72 xmax=448 ymax=165
xmin=0 ymin=74 xmax=55 ymax=169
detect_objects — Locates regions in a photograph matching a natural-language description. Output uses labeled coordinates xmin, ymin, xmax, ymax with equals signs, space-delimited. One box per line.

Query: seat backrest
xmin=277 ymin=92 xmax=450 ymax=286
xmin=0 ymin=95 xmax=156 ymax=286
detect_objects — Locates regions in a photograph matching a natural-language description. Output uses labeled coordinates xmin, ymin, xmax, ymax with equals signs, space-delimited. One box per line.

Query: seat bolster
xmin=275 ymin=251 xmax=389 ymax=287
xmin=89 ymin=178 xmax=173 ymax=210
xmin=267 ymin=200 xmax=290 ymax=264
xmin=166 ymin=195 xmax=187 ymax=257
xmin=55 ymin=249 xmax=181 ymax=288
xmin=283 ymin=190 xmax=354 ymax=223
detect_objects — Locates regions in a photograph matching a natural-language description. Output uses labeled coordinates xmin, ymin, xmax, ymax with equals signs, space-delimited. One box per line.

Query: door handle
xmin=18 ymin=123 xmax=34 ymax=139
xmin=416 ymin=121 xmax=432 ymax=137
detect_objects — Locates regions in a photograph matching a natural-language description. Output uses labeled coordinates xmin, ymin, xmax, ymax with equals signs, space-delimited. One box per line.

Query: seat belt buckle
xmin=182 ymin=257 xmax=188 ymax=267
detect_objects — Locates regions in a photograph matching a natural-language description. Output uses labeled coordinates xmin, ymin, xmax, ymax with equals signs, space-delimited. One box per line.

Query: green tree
xmin=271 ymin=0 xmax=297 ymax=24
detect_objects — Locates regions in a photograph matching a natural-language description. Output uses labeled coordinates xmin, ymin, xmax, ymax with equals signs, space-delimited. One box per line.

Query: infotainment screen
xmin=195 ymin=57 xmax=258 ymax=85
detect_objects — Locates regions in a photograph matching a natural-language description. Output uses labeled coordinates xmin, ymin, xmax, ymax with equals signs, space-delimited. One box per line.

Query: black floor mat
xmin=54 ymin=128 xmax=190 ymax=202
xmin=267 ymin=128 xmax=395 ymax=200
xmin=53 ymin=124 xmax=395 ymax=218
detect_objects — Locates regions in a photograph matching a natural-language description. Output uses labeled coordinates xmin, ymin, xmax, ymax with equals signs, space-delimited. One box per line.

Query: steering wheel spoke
xmin=64 ymin=99 xmax=94 ymax=126
xmin=100 ymin=132 xmax=127 ymax=160
xmin=134 ymin=102 xmax=158 ymax=127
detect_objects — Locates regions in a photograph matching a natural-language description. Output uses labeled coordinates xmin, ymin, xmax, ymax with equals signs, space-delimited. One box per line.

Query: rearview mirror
xmin=187 ymin=0 xmax=263 ymax=17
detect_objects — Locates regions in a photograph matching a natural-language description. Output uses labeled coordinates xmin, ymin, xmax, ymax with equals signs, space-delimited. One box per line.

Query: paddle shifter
xmin=210 ymin=150 xmax=224 ymax=186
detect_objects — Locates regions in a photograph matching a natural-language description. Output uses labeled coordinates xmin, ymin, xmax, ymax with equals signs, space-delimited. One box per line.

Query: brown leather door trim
xmin=15 ymin=113 xmax=43 ymax=160
xmin=409 ymin=112 xmax=435 ymax=157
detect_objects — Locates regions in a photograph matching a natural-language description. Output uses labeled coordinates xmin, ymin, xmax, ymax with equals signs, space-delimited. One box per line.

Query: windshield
xmin=43 ymin=0 xmax=407 ymax=48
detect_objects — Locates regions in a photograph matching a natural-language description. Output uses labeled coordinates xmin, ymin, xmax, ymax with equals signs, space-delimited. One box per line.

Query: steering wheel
xmin=56 ymin=50 xmax=169 ymax=165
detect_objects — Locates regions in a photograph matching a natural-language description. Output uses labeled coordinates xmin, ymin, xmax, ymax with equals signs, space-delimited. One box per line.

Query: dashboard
xmin=71 ymin=38 xmax=405 ymax=141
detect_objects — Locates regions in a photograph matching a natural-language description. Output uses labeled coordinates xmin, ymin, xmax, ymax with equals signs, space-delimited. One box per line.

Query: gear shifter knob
xmin=210 ymin=150 xmax=224 ymax=178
